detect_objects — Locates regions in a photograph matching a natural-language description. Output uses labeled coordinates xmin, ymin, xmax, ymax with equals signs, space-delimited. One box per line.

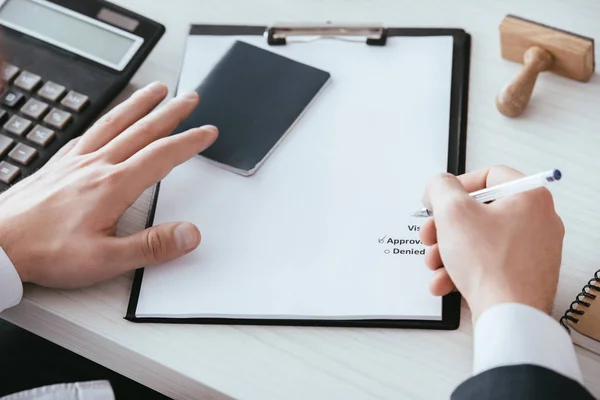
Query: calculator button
xmin=0 ymin=134 xmax=14 ymax=156
xmin=0 ymin=161 xmax=19 ymax=184
xmin=38 ymin=81 xmax=66 ymax=102
xmin=2 ymin=90 xmax=23 ymax=108
xmin=9 ymin=143 xmax=37 ymax=165
xmin=21 ymin=98 xmax=49 ymax=120
xmin=0 ymin=109 xmax=7 ymax=124
xmin=4 ymin=115 xmax=32 ymax=136
xmin=26 ymin=125 xmax=55 ymax=147
xmin=2 ymin=63 xmax=19 ymax=83
xmin=61 ymin=90 xmax=89 ymax=112
xmin=44 ymin=108 xmax=72 ymax=129
xmin=14 ymin=71 xmax=42 ymax=92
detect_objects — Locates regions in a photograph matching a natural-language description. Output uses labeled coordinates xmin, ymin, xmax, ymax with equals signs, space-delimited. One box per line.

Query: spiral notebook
xmin=561 ymin=270 xmax=600 ymax=355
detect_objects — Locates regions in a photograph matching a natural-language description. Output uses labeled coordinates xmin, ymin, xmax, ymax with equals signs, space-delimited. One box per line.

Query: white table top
xmin=2 ymin=0 xmax=600 ymax=399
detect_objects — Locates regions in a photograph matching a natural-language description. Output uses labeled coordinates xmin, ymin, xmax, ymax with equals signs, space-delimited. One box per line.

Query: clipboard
xmin=126 ymin=23 xmax=471 ymax=330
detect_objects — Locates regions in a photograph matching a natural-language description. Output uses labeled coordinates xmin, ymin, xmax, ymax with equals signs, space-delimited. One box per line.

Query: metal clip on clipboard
xmin=265 ymin=23 xmax=388 ymax=46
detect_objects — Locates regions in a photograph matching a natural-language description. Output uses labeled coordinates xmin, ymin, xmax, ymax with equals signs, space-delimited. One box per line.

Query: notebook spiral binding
xmin=560 ymin=269 xmax=600 ymax=332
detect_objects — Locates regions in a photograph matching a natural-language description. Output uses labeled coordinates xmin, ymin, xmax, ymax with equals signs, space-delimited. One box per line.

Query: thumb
xmin=107 ymin=222 xmax=201 ymax=272
xmin=422 ymin=173 xmax=474 ymax=216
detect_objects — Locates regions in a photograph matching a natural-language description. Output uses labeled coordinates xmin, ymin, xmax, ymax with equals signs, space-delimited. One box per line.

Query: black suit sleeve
xmin=451 ymin=364 xmax=596 ymax=400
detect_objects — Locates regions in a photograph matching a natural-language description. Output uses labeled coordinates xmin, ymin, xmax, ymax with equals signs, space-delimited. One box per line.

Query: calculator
xmin=0 ymin=0 xmax=164 ymax=191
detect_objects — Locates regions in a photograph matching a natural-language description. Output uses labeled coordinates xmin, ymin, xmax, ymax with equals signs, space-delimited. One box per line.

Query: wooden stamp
xmin=496 ymin=15 xmax=595 ymax=117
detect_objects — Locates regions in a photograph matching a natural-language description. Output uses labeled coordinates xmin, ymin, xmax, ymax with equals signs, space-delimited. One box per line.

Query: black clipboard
xmin=126 ymin=24 xmax=471 ymax=330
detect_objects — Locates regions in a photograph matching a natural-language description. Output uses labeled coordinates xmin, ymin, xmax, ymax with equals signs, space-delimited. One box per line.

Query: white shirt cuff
xmin=0 ymin=246 xmax=22 ymax=312
xmin=473 ymin=302 xmax=583 ymax=384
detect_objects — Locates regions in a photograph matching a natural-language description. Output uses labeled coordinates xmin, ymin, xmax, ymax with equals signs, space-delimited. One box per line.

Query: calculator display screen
xmin=0 ymin=0 xmax=144 ymax=71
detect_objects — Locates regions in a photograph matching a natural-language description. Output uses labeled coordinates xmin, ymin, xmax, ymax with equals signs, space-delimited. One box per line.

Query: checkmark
xmin=378 ymin=235 xmax=387 ymax=244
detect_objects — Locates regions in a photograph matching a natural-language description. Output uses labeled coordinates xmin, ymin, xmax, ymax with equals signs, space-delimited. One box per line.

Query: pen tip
xmin=412 ymin=209 xmax=431 ymax=218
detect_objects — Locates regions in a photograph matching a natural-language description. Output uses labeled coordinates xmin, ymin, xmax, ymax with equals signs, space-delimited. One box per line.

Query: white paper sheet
xmin=135 ymin=33 xmax=455 ymax=320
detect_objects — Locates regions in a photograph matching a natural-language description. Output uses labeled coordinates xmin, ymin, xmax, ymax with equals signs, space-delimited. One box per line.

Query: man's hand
xmin=420 ymin=166 xmax=565 ymax=320
xmin=0 ymin=82 xmax=217 ymax=288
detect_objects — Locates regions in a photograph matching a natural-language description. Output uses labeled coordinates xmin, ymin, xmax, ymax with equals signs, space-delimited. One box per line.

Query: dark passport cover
xmin=173 ymin=40 xmax=331 ymax=175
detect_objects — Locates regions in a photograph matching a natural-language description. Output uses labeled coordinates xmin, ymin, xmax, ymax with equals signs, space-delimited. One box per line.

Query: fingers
xmin=102 ymin=222 xmax=201 ymax=274
xmin=429 ymin=268 xmax=456 ymax=296
xmin=424 ymin=244 xmax=442 ymax=270
xmin=422 ymin=167 xmax=525 ymax=216
xmin=456 ymin=166 xmax=525 ymax=192
xmin=46 ymin=137 xmax=81 ymax=165
xmin=74 ymin=82 xmax=168 ymax=155
xmin=422 ymin=173 xmax=472 ymax=215
xmin=120 ymin=125 xmax=218 ymax=197
xmin=419 ymin=218 xmax=437 ymax=246
xmin=101 ymin=91 xmax=200 ymax=163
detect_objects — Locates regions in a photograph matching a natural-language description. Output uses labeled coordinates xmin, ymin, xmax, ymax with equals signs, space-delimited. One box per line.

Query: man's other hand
xmin=420 ymin=166 xmax=565 ymax=320
xmin=0 ymin=82 xmax=217 ymax=288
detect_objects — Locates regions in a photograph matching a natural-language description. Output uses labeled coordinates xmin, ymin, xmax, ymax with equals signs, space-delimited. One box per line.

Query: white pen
xmin=412 ymin=169 xmax=562 ymax=218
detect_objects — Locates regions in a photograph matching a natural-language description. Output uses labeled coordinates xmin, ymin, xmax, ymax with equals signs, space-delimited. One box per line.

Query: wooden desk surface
xmin=2 ymin=0 xmax=600 ymax=399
